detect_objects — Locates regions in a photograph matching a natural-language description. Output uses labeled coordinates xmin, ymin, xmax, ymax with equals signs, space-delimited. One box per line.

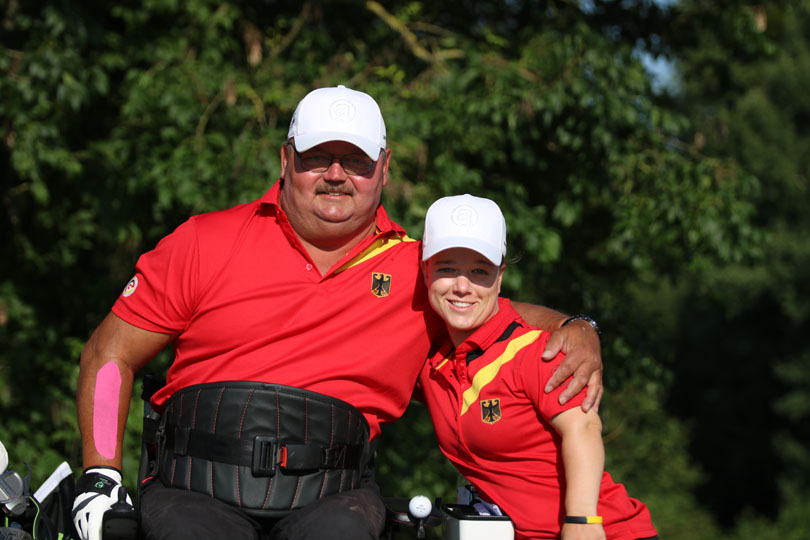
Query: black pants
xmin=139 ymin=481 xmax=386 ymax=540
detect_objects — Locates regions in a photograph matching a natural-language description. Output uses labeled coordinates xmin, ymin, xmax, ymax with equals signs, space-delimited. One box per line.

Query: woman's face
xmin=422 ymin=247 xmax=504 ymax=346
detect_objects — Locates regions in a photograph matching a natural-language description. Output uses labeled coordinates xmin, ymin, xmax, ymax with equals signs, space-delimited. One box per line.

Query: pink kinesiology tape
xmin=93 ymin=362 xmax=122 ymax=459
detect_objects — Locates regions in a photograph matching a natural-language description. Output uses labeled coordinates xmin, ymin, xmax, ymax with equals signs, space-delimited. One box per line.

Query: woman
xmin=417 ymin=194 xmax=658 ymax=540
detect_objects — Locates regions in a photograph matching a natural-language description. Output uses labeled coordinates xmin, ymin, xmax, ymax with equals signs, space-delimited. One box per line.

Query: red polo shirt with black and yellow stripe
xmin=113 ymin=180 xmax=444 ymax=440
xmin=418 ymin=298 xmax=657 ymax=540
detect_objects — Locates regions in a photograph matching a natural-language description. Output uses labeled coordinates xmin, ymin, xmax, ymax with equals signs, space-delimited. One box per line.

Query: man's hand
xmin=72 ymin=467 xmax=133 ymax=540
xmin=542 ymin=320 xmax=603 ymax=411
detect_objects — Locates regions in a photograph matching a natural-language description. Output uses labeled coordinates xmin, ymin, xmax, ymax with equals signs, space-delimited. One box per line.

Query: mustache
xmin=314 ymin=183 xmax=353 ymax=196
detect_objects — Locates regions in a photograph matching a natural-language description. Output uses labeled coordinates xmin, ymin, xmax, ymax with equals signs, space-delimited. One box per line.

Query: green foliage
xmin=600 ymin=377 xmax=721 ymax=540
xmin=729 ymin=494 xmax=810 ymax=540
xmin=654 ymin=0 xmax=810 ymax=530
xmin=375 ymin=402 xmax=460 ymax=505
xmin=1 ymin=2 xmax=803 ymax=539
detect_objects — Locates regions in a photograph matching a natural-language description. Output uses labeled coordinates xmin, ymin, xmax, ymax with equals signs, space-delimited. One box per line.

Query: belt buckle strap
xmin=279 ymin=444 xmax=322 ymax=471
xmin=252 ymin=436 xmax=278 ymax=476
xmin=322 ymin=445 xmax=350 ymax=469
xmin=172 ymin=426 xmax=191 ymax=455
xmin=279 ymin=444 xmax=363 ymax=470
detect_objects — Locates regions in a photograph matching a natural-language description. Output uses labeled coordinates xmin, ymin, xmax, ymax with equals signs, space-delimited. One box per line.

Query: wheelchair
xmin=135 ymin=374 xmax=513 ymax=540
xmin=3 ymin=375 xmax=513 ymax=540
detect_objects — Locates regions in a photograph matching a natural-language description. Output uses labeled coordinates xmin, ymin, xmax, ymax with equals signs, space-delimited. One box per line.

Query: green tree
xmin=645 ymin=1 xmax=810 ymax=533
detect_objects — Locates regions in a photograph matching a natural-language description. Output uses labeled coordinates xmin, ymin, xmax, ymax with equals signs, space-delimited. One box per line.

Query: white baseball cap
xmin=422 ymin=194 xmax=507 ymax=266
xmin=287 ymin=85 xmax=387 ymax=160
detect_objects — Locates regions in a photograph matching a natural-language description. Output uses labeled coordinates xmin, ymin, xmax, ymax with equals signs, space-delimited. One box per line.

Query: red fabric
xmin=418 ymin=299 xmax=657 ymax=539
xmin=113 ymin=180 xmax=443 ymax=439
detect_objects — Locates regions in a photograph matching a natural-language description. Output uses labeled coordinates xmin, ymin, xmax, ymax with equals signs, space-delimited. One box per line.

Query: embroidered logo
xmin=451 ymin=205 xmax=478 ymax=226
xmin=122 ymin=277 xmax=138 ymax=298
xmin=371 ymin=273 xmax=392 ymax=298
xmin=480 ymin=398 xmax=502 ymax=424
xmin=329 ymin=99 xmax=356 ymax=122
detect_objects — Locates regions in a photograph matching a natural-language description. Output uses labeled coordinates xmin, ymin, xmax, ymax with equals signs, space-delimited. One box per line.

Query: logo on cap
xmin=122 ymin=276 xmax=138 ymax=297
xmin=451 ymin=205 xmax=478 ymax=227
xmin=329 ymin=99 xmax=356 ymax=123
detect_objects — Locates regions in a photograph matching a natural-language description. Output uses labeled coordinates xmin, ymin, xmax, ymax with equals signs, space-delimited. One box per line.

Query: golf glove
xmin=72 ymin=467 xmax=133 ymax=540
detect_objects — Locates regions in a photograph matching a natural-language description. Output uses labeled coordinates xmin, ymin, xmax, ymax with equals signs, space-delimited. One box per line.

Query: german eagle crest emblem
xmin=480 ymin=398 xmax=502 ymax=424
xmin=371 ymin=273 xmax=392 ymax=298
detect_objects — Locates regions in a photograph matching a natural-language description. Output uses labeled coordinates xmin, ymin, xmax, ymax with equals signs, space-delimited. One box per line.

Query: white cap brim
xmin=421 ymin=237 xmax=504 ymax=266
xmin=293 ymin=131 xmax=383 ymax=161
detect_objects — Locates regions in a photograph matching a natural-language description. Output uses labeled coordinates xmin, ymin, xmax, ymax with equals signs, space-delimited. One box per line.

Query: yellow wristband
xmin=564 ymin=516 xmax=603 ymax=524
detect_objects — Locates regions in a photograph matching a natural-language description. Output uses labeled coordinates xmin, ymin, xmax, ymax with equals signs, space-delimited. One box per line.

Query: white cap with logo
xmin=287 ymin=85 xmax=387 ymax=160
xmin=422 ymin=194 xmax=507 ymax=266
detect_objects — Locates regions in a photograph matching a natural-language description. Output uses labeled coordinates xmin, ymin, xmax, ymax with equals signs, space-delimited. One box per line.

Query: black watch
xmin=561 ymin=314 xmax=601 ymax=337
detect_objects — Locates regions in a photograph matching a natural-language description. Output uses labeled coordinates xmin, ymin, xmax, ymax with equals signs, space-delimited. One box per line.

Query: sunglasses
xmin=292 ymin=147 xmax=377 ymax=176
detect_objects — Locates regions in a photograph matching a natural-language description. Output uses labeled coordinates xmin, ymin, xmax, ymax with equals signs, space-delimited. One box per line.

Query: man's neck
xmin=276 ymin=184 xmax=381 ymax=274
xmin=295 ymin=220 xmax=377 ymax=275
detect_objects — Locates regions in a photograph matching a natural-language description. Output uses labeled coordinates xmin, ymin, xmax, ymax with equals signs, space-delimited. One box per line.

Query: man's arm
xmin=512 ymin=302 xmax=603 ymax=412
xmin=77 ymin=312 xmax=173 ymax=469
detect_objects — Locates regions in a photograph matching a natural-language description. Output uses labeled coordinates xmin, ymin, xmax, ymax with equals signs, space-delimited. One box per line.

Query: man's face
xmin=279 ymin=140 xmax=391 ymax=247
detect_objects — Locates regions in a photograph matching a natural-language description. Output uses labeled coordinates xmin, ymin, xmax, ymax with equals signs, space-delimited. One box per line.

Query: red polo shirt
xmin=418 ymin=299 xmax=657 ymax=540
xmin=113 ymin=180 xmax=444 ymax=439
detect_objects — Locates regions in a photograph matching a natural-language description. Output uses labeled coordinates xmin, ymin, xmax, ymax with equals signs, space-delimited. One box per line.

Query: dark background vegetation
xmin=2 ymin=1 xmax=808 ymax=538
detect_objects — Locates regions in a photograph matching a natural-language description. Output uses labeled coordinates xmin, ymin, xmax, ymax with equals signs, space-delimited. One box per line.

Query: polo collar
xmin=454 ymin=298 xmax=521 ymax=358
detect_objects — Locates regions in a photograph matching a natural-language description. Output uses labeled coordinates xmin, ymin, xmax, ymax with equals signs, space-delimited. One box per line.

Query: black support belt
xmin=143 ymin=381 xmax=372 ymax=518
xmin=165 ymin=425 xmax=365 ymax=476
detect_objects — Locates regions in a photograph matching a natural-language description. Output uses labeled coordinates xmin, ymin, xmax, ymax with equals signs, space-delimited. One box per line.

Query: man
xmin=72 ymin=86 xmax=603 ymax=540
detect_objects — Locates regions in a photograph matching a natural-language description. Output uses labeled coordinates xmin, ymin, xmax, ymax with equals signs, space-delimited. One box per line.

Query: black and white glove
xmin=71 ymin=467 xmax=133 ymax=540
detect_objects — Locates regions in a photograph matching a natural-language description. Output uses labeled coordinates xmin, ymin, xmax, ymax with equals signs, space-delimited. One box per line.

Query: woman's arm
xmin=550 ymin=406 xmax=607 ymax=540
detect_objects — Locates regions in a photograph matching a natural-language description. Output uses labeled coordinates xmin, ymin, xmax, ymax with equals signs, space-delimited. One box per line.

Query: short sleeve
xmin=112 ymin=218 xmax=200 ymax=333
xmin=519 ymin=332 xmax=586 ymax=420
